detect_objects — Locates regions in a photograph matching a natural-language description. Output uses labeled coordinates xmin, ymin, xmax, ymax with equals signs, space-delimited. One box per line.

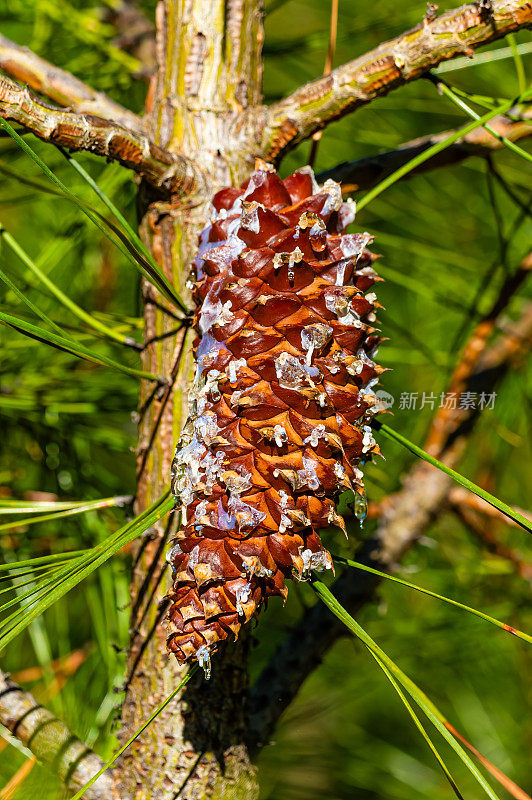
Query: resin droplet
xmin=274 ymin=351 xmax=321 ymax=390
xmin=301 ymin=323 xmax=333 ymax=365
xmin=354 ymin=491 xmax=367 ymax=527
xmin=320 ymin=179 xmax=343 ymax=214
xmin=235 ymin=582 xmax=252 ymax=616
xmin=299 ymin=547 xmax=333 ymax=577
xmin=273 ymin=247 xmax=303 ymax=282
xmin=362 ymin=425 xmax=376 ymax=454
xmin=303 ymin=423 xmax=327 ymax=448
xmin=241 ymin=200 xmax=261 ymax=232
xmin=273 ymin=424 xmax=288 ymax=448
xmin=278 ymin=490 xmax=292 ymax=534
xmin=298 ymin=211 xmax=327 ymax=252
xmin=197 ymin=644 xmax=212 ymax=679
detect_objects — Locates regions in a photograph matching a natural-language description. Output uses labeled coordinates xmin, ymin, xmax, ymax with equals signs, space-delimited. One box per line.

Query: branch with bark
xmin=260 ymin=0 xmax=532 ymax=158
xmin=449 ymin=488 xmax=532 ymax=578
xmin=0 ymin=75 xmax=201 ymax=196
xmin=248 ymin=256 xmax=532 ymax=752
xmin=0 ymin=33 xmax=143 ymax=133
xmin=449 ymin=487 xmax=532 ymax=531
xmin=0 ymin=669 xmax=112 ymax=800
xmin=425 ymin=249 xmax=532 ymax=454
xmin=318 ymin=111 xmax=532 ymax=191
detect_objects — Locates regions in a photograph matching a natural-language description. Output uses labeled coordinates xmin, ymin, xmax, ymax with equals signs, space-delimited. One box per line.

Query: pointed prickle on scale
xmin=166 ymin=159 xmax=386 ymax=676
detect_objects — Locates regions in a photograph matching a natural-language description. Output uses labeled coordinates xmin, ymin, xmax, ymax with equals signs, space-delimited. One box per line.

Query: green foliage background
xmin=0 ymin=0 xmax=530 ymax=797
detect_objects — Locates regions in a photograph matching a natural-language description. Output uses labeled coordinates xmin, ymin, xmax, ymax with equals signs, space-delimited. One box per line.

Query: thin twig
xmin=308 ymin=0 xmax=338 ymax=167
xmin=260 ymin=0 xmax=532 ymax=159
xmin=367 ymin=488 xmax=532 ymax=577
xmin=425 ymin=250 xmax=532 ymax=454
xmin=0 ymin=755 xmax=36 ymax=799
xmin=449 ymin=487 xmax=532 ymax=531
xmin=449 ymin=489 xmax=532 ymax=579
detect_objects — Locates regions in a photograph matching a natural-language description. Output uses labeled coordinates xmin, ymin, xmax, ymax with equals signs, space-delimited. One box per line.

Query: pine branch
xmin=0 ymin=33 xmax=143 ymax=133
xmin=0 ymin=75 xmax=201 ymax=196
xmin=248 ymin=286 xmax=532 ymax=754
xmin=0 ymin=670 xmax=113 ymax=800
xmin=449 ymin=489 xmax=532 ymax=578
xmin=449 ymin=487 xmax=532 ymax=531
xmin=424 ymin=250 xmax=532 ymax=454
xmin=373 ymin=272 xmax=532 ymax=570
xmin=260 ymin=0 xmax=532 ymax=159
xmin=318 ymin=111 xmax=532 ymax=192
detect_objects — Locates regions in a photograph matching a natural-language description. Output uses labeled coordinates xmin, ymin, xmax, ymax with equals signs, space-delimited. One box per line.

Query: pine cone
xmin=166 ymin=161 xmax=384 ymax=676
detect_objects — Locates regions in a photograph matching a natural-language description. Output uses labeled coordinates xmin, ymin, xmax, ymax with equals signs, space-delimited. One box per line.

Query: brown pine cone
xmin=166 ymin=161 xmax=384 ymax=677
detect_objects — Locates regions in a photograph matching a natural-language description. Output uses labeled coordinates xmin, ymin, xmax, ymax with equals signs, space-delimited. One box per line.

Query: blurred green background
xmin=0 ymin=0 xmax=530 ymax=797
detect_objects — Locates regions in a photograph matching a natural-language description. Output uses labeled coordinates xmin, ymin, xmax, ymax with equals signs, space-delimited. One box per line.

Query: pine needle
xmin=373 ymin=421 xmax=532 ymax=534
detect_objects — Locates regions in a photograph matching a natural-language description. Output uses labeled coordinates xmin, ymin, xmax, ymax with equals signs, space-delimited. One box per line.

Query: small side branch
xmin=0 ymin=75 xmax=201 ymax=196
xmin=449 ymin=488 xmax=532 ymax=578
xmin=318 ymin=112 xmax=532 ymax=192
xmin=449 ymin=487 xmax=532 ymax=531
xmin=261 ymin=0 xmax=532 ymax=159
xmin=0 ymin=33 xmax=143 ymax=134
xmin=0 ymin=670 xmax=113 ymax=799
xmin=425 ymin=249 xmax=532 ymax=454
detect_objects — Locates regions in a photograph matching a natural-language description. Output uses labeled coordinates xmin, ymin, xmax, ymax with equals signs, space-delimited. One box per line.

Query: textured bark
xmin=260 ymin=0 xmax=532 ymax=158
xmin=0 ymin=670 xmax=112 ymax=799
xmin=0 ymin=33 xmax=143 ymax=133
xmin=0 ymin=74 xmax=199 ymax=195
xmin=115 ymin=2 xmax=264 ymax=799
xmin=112 ymin=1 xmax=532 ymax=794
